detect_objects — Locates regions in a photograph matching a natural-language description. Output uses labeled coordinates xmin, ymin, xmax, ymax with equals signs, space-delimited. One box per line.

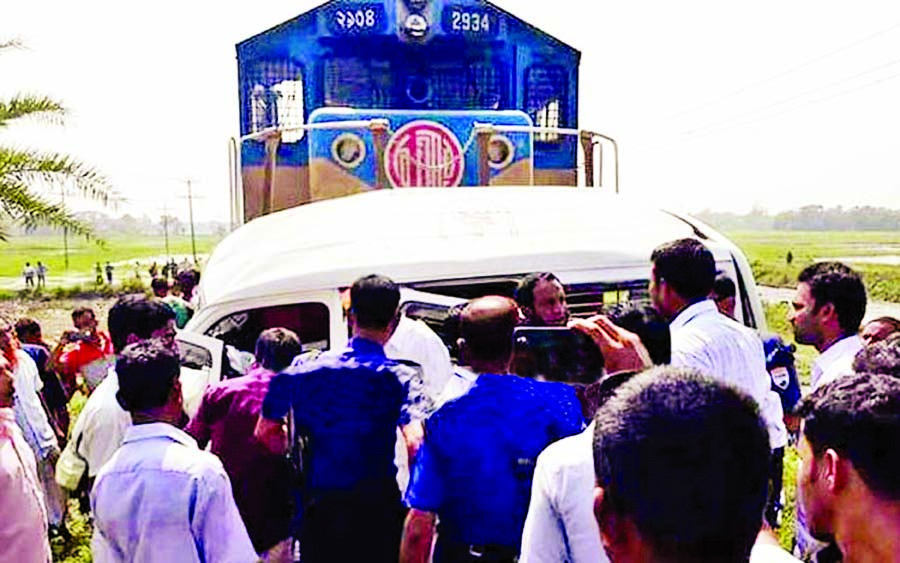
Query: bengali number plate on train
xmin=326 ymin=3 xmax=387 ymax=35
xmin=441 ymin=5 xmax=499 ymax=37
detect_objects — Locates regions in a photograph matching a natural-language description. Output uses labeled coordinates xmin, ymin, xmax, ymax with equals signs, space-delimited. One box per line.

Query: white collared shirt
xmin=91 ymin=422 xmax=257 ymax=563
xmin=64 ymin=367 xmax=131 ymax=478
xmin=385 ymin=316 xmax=453 ymax=397
xmin=670 ymin=300 xmax=788 ymax=449
xmin=520 ymin=422 xmax=608 ymax=563
xmin=811 ymin=335 xmax=863 ymax=391
xmin=11 ymin=350 xmax=57 ymax=459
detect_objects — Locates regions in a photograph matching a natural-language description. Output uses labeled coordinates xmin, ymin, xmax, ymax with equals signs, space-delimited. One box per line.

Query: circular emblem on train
xmin=384 ymin=120 xmax=465 ymax=188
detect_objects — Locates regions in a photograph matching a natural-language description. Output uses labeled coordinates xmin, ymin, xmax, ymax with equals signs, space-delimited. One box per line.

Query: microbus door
xmin=176 ymin=331 xmax=225 ymax=418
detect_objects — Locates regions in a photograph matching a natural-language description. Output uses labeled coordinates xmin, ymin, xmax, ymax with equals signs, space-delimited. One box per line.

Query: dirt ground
xmin=0 ymin=297 xmax=117 ymax=344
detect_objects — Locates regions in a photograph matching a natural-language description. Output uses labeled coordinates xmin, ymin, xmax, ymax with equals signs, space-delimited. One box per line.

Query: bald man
xmin=400 ymin=297 xmax=585 ymax=563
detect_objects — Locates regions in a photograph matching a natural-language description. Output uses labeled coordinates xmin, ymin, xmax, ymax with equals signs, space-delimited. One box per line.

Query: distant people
xmin=789 ymin=261 xmax=867 ymax=390
xmin=591 ymin=368 xmax=798 ymax=563
xmin=95 ymin=262 xmax=103 ymax=285
xmin=860 ymin=316 xmax=900 ymax=347
xmin=0 ymin=357 xmax=53 ymax=563
xmin=22 ymin=262 xmax=35 ymax=289
xmin=148 ymin=262 xmax=158 ymax=278
xmin=712 ymin=272 xmax=737 ymax=319
xmin=56 ymin=296 xmax=177 ymax=496
xmin=515 ymin=272 xmax=569 ymax=326
xmin=796 ymin=373 xmax=900 ymax=562
xmin=400 ymin=296 xmax=584 ymax=563
xmin=852 ymin=332 xmax=900 ymax=378
xmin=52 ymin=306 xmax=114 ymax=395
xmin=36 ymin=262 xmax=47 ymax=288
xmin=151 ymin=278 xmax=192 ymax=329
xmin=91 ymin=341 xmax=257 ymax=562
xmin=132 ymin=261 xmax=141 ymax=280
xmin=105 ymin=261 xmax=114 ymax=284
xmin=649 ymin=239 xmax=787 ymax=451
xmin=256 ymin=275 xmax=430 ymax=563
xmin=168 ymin=258 xmax=177 ymax=279
xmin=186 ymin=328 xmax=302 ymax=560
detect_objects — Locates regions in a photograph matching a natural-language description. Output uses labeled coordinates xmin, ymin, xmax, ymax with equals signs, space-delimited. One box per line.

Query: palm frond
xmin=0 ymin=95 xmax=66 ymax=127
xmin=0 ymin=147 xmax=113 ymax=203
xmin=0 ymin=179 xmax=95 ymax=239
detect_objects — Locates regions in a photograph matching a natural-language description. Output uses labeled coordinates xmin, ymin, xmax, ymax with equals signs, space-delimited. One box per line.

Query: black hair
xmin=115 ymin=340 xmax=181 ymax=413
xmin=349 ymin=274 xmax=400 ymax=330
xmin=255 ymin=327 xmax=302 ymax=372
xmin=650 ymin=239 xmax=716 ymax=302
xmin=107 ymin=295 xmax=176 ymax=353
xmin=797 ymin=372 xmax=900 ymax=500
xmin=593 ymin=367 xmax=770 ymax=563
xmin=606 ymin=301 xmax=671 ymax=365
xmin=514 ymin=272 xmax=561 ymax=310
xmin=72 ymin=307 xmax=94 ymax=324
xmin=713 ymin=273 xmax=736 ymax=300
xmin=151 ymin=277 xmax=169 ymax=293
xmin=865 ymin=316 xmax=900 ymax=335
xmin=852 ymin=333 xmax=900 ymax=378
xmin=798 ymin=262 xmax=867 ymax=337
xmin=14 ymin=318 xmax=41 ymax=341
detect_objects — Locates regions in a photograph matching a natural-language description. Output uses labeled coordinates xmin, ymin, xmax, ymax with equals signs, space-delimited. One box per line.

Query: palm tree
xmin=0 ymin=39 xmax=112 ymax=240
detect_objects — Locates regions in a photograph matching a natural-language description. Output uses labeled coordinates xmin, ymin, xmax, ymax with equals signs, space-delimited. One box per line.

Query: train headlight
xmin=488 ymin=135 xmax=515 ymax=170
xmin=404 ymin=13 xmax=429 ymax=38
xmin=331 ymin=133 xmax=366 ymax=169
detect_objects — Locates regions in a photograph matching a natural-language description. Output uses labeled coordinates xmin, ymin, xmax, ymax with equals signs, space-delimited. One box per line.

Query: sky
xmin=3 ymin=0 xmax=900 ymax=222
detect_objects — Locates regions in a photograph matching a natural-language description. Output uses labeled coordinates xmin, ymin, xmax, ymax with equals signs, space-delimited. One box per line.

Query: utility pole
xmin=60 ymin=185 xmax=69 ymax=270
xmin=186 ymin=179 xmax=197 ymax=263
xmin=162 ymin=204 xmax=171 ymax=259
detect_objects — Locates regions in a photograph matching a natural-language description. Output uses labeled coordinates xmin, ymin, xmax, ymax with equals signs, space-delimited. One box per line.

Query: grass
xmin=0 ymin=234 xmax=221 ymax=279
xmin=728 ymin=230 xmax=900 ymax=303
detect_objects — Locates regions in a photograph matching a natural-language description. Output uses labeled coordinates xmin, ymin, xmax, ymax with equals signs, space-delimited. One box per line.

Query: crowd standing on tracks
xmin=2 ymin=239 xmax=900 ymax=563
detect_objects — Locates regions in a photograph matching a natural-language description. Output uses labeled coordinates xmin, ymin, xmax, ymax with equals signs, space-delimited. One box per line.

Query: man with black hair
xmin=789 ymin=261 xmax=867 ymax=390
xmin=852 ymin=332 xmax=900 ymax=377
xmin=57 ymin=295 xmax=177 ymax=493
xmin=53 ymin=306 xmax=114 ymax=396
xmin=712 ymin=272 xmax=738 ymax=319
xmin=256 ymin=274 xmax=429 ymax=563
xmin=401 ymin=296 xmax=584 ymax=563
xmin=187 ymin=328 xmax=301 ymax=560
xmin=796 ymin=373 xmax=900 ymax=562
xmin=859 ymin=316 xmax=900 ymax=347
xmin=516 ymin=272 xmax=569 ymax=327
xmin=650 ymin=239 xmax=787 ymax=452
xmin=592 ymin=367 xmax=797 ymax=563
xmin=91 ymin=341 xmax=256 ymax=563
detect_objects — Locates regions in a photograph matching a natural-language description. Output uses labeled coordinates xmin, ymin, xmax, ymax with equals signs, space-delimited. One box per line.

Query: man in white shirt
xmin=385 ymin=315 xmax=453 ymax=398
xmin=91 ymin=341 xmax=256 ymax=563
xmin=649 ymin=239 xmax=787 ymax=451
xmin=789 ymin=261 xmax=867 ymax=391
xmin=57 ymin=295 xmax=177 ymax=490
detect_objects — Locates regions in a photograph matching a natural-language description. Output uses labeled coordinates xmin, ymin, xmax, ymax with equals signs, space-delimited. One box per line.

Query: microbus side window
xmin=205 ymin=302 xmax=330 ymax=358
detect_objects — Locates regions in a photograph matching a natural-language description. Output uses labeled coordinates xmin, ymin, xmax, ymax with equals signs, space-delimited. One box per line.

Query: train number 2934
xmin=449 ymin=10 xmax=491 ymax=33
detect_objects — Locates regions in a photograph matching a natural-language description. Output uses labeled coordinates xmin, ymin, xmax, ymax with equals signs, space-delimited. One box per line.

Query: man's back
xmin=66 ymin=370 xmax=130 ymax=479
xmin=406 ymin=374 xmax=584 ymax=549
xmin=91 ymin=422 xmax=256 ymax=563
xmin=670 ymin=300 xmax=787 ymax=448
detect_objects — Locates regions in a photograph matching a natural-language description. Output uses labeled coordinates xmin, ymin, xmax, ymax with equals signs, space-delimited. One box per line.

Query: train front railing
xmin=228 ymin=121 xmax=619 ymax=227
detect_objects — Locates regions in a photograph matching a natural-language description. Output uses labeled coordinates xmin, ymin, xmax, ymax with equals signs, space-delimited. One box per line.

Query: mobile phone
xmin=512 ymin=326 xmax=604 ymax=384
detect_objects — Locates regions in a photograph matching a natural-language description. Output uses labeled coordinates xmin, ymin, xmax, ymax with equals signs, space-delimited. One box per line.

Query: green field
xmin=728 ymin=231 xmax=900 ymax=303
xmin=0 ymin=234 xmax=222 ymax=279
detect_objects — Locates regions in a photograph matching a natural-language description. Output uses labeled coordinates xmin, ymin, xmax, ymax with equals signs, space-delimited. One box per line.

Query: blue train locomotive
xmin=231 ymin=0 xmax=615 ymax=223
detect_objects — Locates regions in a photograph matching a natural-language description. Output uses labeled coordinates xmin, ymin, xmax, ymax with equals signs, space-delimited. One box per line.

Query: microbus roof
xmin=200 ymin=188 xmax=731 ymax=306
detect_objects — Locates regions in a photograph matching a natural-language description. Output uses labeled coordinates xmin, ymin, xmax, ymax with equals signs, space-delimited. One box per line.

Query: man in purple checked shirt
xmin=186 ymin=327 xmax=302 ymax=562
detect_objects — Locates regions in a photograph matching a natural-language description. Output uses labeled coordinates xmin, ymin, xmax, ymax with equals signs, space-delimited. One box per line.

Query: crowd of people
xmin=2 ymin=237 xmax=900 ymax=563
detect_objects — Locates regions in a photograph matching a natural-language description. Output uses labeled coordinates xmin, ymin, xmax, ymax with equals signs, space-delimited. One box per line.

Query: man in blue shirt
xmin=256 ymin=274 xmax=428 ymax=563
xmin=401 ymin=296 xmax=585 ymax=563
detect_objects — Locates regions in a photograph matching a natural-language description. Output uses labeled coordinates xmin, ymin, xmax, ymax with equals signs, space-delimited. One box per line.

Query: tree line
xmin=695 ymin=205 xmax=900 ymax=231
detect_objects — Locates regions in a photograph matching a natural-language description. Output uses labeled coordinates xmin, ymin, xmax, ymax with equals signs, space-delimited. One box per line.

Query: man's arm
xmin=254 ymin=416 xmax=288 ymax=455
xmin=193 ymin=467 xmax=259 ymax=563
xmin=400 ymin=508 xmax=437 ymax=563
xmin=185 ymin=388 xmax=217 ymax=450
xmin=255 ymin=372 xmax=295 ymax=455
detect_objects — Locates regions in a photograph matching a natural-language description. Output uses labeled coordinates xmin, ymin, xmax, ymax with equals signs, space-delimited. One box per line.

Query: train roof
xmin=236 ymin=0 xmax=579 ymax=60
xmin=199 ymin=188 xmax=734 ymax=307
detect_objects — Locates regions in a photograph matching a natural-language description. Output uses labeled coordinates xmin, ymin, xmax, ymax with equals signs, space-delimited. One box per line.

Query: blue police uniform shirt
xmin=405 ymin=374 xmax=585 ymax=549
xmin=261 ymin=337 xmax=428 ymax=492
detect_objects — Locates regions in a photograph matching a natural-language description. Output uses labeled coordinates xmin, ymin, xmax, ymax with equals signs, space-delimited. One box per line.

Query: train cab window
xmin=243 ymin=60 xmax=305 ymax=141
xmin=206 ymin=302 xmax=330 ymax=357
xmin=526 ymin=65 xmax=567 ymax=142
